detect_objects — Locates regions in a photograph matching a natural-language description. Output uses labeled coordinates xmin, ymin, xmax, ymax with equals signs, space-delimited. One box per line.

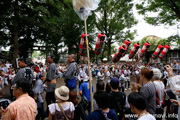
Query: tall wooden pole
xmin=84 ymin=16 xmax=94 ymax=112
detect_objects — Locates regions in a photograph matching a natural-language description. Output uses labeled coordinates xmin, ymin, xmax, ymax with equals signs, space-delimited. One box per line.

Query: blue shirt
xmin=86 ymin=109 xmax=118 ymax=120
xmin=80 ymin=82 xmax=93 ymax=102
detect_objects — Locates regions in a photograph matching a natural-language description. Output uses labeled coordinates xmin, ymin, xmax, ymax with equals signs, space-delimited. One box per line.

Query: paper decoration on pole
xmin=129 ymin=42 xmax=140 ymax=59
xmin=122 ymin=40 xmax=131 ymax=57
xmin=159 ymin=45 xmax=170 ymax=59
xmin=152 ymin=44 xmax=164 ymax=59
xmin=79 ymin=33 xmax=89 ymax=56
xmin=73 ymin=0 xmax=101 ymax=112
xmin=72 ymin=0 xmax=101 ymax=20
xmin=95 ymin=33 xmax=106 ymax=55
xmin=112 ymin=45 xmax=127 ymax=63
xmin=123 ymin=40 xmax=131 ymax=49
xmin=139 ymin=42 xmax=151 ymax=58
xmin=112 ymin=40 xmax=131 ymax=63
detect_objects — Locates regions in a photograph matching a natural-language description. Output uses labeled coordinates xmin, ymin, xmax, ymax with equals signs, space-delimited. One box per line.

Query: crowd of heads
xmin=0 ymin=58 xmax=179 ymax=119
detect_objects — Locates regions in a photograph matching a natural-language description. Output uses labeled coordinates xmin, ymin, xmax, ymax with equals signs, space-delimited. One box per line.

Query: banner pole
xmin=84 ymin=16 xmax=94 ymax=112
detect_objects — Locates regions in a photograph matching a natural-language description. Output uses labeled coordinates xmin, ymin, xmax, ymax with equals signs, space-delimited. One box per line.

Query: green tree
xmin=0 ymin=0 xmax=72 ymax=64
xmin=94 ymin=0 xmax=137 ymax=62
xmin=0 ymin=0 xmax=52 ymax=65
xmin=136 ymin=0 xmax=180 ymax=26
xmin=136 ymin=0 xmax=180 ymax=45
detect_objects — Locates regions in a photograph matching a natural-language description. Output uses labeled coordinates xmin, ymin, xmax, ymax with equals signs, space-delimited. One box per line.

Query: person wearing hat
xmin=79 ymin=75 xmax=93 ymax=113
xmin=108 ymin=77 xmax=129 ymax=120
xmin=48 ymin=86 xmax=75 ymax=120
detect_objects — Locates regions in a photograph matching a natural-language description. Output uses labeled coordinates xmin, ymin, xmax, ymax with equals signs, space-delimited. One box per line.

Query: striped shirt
xmin=46 ymin=63 xmax=58 ymax=81
xmin=63 ymin=62 xmax=78 ymax=82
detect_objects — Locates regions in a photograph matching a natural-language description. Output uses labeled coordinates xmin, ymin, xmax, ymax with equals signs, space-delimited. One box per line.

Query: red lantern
xmin=112 ymin=45 xmax=127 ymax=63
xmin=129 ymin=43 xmax=140 ymax=59
xmin=95 ymin=33 xmax=106 ymax=55
xmin=79 ymin=33 xmax=89 ymax=56
xmin=139 ymin=42 xmax=151 ymax=58
xmin=159 ymin=45 xmax=170 ymax=59
xmin=152 ymin=44 xmax=164 ymax=59
xmin=122 ymin=40 xmax=131 ymax=57
xmin=123 ymin=40 xmax=131 ymax=49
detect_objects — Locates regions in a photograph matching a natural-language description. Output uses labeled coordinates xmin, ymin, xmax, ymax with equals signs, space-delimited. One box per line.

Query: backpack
xmin=109 ymin=92 xmax=126 ymax=119
xmin=79 ymin=95 xmax=89 ymax=110
xmin=24 ymin=67 xmax=33 ymax=84
xmin=166 ymin=89 xmax=178 ymax=114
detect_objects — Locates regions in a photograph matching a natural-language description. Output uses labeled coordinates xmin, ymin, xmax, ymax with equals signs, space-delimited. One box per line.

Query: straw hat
xmin=55 ymin=86 xmax=69 ymax=101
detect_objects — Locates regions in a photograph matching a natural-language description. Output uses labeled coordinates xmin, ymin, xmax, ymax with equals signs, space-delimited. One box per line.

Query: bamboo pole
xmin=84 ymin=16 xmax=94 ymax=112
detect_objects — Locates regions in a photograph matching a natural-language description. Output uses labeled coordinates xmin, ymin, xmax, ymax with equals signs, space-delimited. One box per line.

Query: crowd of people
xmin=0 ymin=55 xmax=180 ymax=120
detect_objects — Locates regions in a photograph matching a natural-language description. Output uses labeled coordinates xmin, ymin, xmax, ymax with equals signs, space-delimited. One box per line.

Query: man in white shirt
xmin=5 ymin=61 xmax=12 ymax=69
xmin=97 ymin=69 xmax=104 ymax=81
xmin=119 ymin=72 xmax=125 ymax=92
xmin=106 ymin=69 xmax=113 ymax=82
xmin=78 ymin=66 xmax=87 ymax=87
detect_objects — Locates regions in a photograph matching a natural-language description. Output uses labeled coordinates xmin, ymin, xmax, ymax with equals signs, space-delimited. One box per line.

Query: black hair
xmin=48 ymin=54 xmax=55 ymax=59
xmin=94 ymin=91 xmax=108 ymax=109
xmin=15 ymin=78 xmax=31 ymax=93
xmin=96 ymin=80 xmax=105 ymax=91
xmin=110 ymin=81 xmax=119 ymax=89
xmin=18 ymin=58 xmax=26 ymax=64
xmin=39 ymin=74 xmax=44 ymax=79
xmin=128 ymin=92 xmax=147 ymax=110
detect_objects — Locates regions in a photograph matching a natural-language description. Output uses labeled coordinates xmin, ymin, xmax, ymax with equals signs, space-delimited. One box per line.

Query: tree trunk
xmin=107 ymin=39 xmax=111 ymax=63
xmin=76 ymin=47 xmax=79 ymax=64
xmin=54 ymin=44 xmax=58 ymax=63
xmin=13 ymin=0 xmax=19 ymax=69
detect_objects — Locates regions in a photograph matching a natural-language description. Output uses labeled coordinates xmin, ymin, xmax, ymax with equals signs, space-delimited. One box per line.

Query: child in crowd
xmin=0 ymin=70 xmax=8 ymax=88
xmin=9 ymin=70 xmax=16 ymax=100
xmin=128 ymin=92 xmax=156 ymax=120
xmin=33 ymin=74 xmax=46 ymax=120
xmin=86 ymin=91 xmax=118 ymax=120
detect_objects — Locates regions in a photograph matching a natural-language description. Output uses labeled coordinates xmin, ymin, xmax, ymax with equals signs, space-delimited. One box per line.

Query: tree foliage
xmin=136 ymin=0 xmax=180 ymax=26
xmin=136 ymin=0 xmax=180 ymax=46
xmin=94 ymin=0 xmax=137 ymax=62
xmin=0 ymin=0 xmax=139 ymax=64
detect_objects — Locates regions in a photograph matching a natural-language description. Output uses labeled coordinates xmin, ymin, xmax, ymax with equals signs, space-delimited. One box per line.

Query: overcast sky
xmin=132 ymin=4 xmax=179 ymax=41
